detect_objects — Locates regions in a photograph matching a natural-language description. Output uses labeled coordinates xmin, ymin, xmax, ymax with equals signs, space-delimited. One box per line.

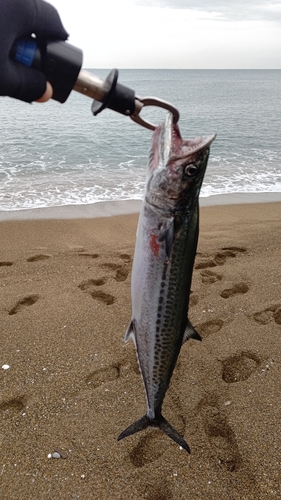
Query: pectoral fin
xmin=158 ymin=218 xmax=174 ymax=262
xmin=182 ymin=319 xmax=202 ymax=343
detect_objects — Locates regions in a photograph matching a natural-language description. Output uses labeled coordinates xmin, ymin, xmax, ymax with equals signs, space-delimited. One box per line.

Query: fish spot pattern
xmin=150 ymin=233 xmax=189 ymax=392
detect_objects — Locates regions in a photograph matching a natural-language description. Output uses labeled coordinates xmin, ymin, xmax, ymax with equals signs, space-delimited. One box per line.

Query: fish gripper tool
xmin=12 ymin=38 xmax=180 ymax=130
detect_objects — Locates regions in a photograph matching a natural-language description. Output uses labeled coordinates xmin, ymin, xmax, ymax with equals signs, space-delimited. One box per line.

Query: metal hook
xmin=130 ymin=97 xmax=180 ymax=131
xmin=12 ymin=41 xmax=181 ymax=131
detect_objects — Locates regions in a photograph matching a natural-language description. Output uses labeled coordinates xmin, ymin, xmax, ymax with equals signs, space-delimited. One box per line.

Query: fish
xmin=118 ymin=112 xmax=216 ymax=453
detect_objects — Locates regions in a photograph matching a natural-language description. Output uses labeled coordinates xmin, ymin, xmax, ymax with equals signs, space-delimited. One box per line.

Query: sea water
xmin=0 ymin=69 xmax=280 ymax=211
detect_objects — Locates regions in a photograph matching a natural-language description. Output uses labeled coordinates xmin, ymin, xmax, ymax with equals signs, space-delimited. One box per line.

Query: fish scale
xmin=119 ymin=113 xmax=216 ymax=453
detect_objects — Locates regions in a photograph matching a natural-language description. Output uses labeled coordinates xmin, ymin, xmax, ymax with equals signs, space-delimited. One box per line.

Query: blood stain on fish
xmin=150 ymin=234 xmax=160 ymax=257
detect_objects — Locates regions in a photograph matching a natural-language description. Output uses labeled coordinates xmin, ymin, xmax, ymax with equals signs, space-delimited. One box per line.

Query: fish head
xmin=146 ymin=112 xmax=216 ymax=213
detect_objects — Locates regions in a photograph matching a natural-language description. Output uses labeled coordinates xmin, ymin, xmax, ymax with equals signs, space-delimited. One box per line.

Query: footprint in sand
xmin=115 ymin=267 xmax=129 ymax=282
xmin=201 ymin=269 xmax=223 ymax=284
xmin=0 ymin=261 xmax=13 ymax=267
xmin=119 ymin=253 xmax=132 ymax=263
xmin=26 ymin=254 xmax=52 ymax=262
xmin=8 ymin=294 xmax=39 ymax=315
xmin=67 ymin=246 xmax=100 ymax=259
xmin=198 ymin=393 xmax=242 ymax=472
xmin=221 ymin=351 xmax=261 ymax=383
xmin=189 ymin=292 xmax=199 ymax=307
xmin=125 ymin=396 xmax=186 ymax=467
xmin=86 ymin=364 xmax=120 ymax=388
xmin=78 ymin=278 xmax=115 ymax=305
xmin=253 ymin=304 xmax=281 ymax=326
xmin=221 ymin=246 xmax=247 ymax=254
xmin=197 ymin=318 xmax=224 ymax=339
xmin=87 ymin=290 xmax=115 ymax=305
xmin=220 ymin=282 xmax=249 ymax=299
xmin=200 ymin=400 xmax=242 ymax=472
xmin=195 ymin=257 xmax=217 ymax=270
xmin=0 ymin=396 xmax=26 ymax=419
xmin=127 ymin=417 xmax=186 ymax=468
xmin=195 ymin=247 xmax=246 ymax=270
xmin=79 ymin=278 xmax=107 ymax=289
xmin=101 ymin=262 xmax=129 ymax=282
xmin=214 ymin=250 xmax=237 ymax=265
xmin=128 ymin=431 xmax=170 ymax=468
xmin=142 ymin=483 xmax=173 ymax=500
xmin=86 ymin=356 xmax=139 ymax=390
xmin=77 ymin=253 xmax=100 ymax=259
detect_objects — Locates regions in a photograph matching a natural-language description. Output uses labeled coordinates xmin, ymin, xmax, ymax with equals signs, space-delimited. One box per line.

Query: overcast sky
xmin=49 ymin=0 xmax=281 ymax=68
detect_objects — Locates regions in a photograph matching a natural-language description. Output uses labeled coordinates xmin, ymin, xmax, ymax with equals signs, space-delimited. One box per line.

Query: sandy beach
xmin=0 ymin=198 xmax=280 ymax=499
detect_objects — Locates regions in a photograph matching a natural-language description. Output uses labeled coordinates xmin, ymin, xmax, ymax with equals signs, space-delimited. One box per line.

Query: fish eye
xmin=184 ymin=164 xmax=198 ymax=177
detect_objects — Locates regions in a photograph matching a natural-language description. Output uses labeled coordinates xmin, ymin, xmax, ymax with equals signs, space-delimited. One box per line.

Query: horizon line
xmin=83 ymin=67 xmax=281 ymax=71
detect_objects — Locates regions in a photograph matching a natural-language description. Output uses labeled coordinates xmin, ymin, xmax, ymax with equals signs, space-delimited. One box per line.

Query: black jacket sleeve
xmin=0 ymin=0 xmax=68 ymax=102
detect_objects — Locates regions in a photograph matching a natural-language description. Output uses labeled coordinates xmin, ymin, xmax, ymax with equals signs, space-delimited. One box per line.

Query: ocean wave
xmin=1 ymin=69 xmax=280 ymax=211
xmin=1 ymin=166 xmax=280 ymax=211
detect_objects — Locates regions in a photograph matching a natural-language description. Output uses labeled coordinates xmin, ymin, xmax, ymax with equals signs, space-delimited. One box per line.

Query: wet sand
xmin=0 ymin=199 xmax=281 ymax=499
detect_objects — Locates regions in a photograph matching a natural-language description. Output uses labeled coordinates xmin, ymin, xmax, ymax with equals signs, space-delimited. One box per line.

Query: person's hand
xmin=0 ymin=0 xmax=68 ymax=103
xmin=36 ymin=81 xmax=53 ymax=102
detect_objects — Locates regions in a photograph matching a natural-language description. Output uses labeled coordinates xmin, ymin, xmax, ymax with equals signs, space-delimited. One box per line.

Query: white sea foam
xmin=1 ymin=156 xmax=280 ymax=210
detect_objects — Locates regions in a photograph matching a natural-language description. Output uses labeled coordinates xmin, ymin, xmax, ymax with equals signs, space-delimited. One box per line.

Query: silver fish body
xmin=118 ymin=113 xmax=216 ymax=452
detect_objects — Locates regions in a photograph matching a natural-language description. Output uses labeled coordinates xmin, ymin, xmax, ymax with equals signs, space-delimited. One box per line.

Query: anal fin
xmin=182 ymin=319 xmax=202 ymax=343
xmin=124 ymin=319 xmax=136 ymax=343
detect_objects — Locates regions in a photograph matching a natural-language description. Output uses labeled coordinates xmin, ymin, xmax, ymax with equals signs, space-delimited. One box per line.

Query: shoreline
xmin=0 ymin=191 xmax=281 ymax=221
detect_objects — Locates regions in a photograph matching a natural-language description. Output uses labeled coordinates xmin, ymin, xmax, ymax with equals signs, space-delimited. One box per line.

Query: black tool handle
xmin=12 ymin=38 xmax=83 ymax=103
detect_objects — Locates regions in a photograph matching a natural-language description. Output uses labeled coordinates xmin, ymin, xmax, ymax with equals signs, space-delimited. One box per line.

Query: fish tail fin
xmin=117 ymin=414 xmax=151 ymax=441
xmin=158 ymin=415 xmax=190 ymax=453
xmin=117 ymin=414 xmax=190 ymax=453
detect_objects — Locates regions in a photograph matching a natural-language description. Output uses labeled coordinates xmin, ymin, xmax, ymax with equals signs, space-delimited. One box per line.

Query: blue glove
xmin=0 ymin=0 xmax=68 ymax=102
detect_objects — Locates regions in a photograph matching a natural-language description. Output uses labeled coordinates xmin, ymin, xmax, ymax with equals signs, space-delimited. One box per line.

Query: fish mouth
xmin=163 ymin=112 xmax=216 ymax=164
xmin=149 ymin=112 xmax=216 ymax=175
xmin=171 ymin=133 xmax=216 ymax=161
